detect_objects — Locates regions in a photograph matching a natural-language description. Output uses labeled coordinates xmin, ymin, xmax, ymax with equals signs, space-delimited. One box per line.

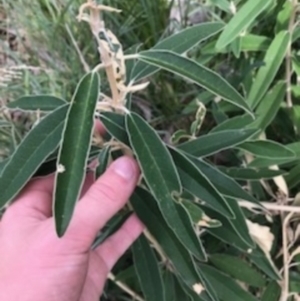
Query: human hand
xmin=0 ymin=154 xmax=143 ymax=301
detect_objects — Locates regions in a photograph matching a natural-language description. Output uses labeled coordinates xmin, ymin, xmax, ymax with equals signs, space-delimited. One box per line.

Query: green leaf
xmin=247 ymin=31 xmax=290 ymax=109
xmin=293 ymin=26 xmax=300 ymax=42
xmin=138 ymin=50 xmax=253 ymax=116
xmin=248 ymin=157 xmax=296 ymax=168
xmin=178 ymin=129 xmax=257 ymax=157
xmin=204 ymin=197 xmax=255 ymax=249
xmin=275 ymin=1 xmax=293 ymax=32
xmin=181 ymin=199 xmax=221 ymax=228
xmin=6 ymin=95 xmax=67 ymax=111
xmin=126 ymin=113 xmax=206 ymax=260
xmin=190 ymin=157 xmax=261 ymax=206
xmin=170 ymin=147 xmax=234 ymax=218
xmin=132 ymin=234 xmax=165 ymax=301
xmin=216 ymin=0 xmax=273 ymax=50
xmin=0 ymin=105 xmax=68 ymax=208
xmin=210 ymin=115 xmax=255 ymax=133
xmin=132 ymin=22 xmax=224 ymax=81
xmin=54 ymin=72 xmax=100 ymax=237
xmin=230 ymin=37 xmax=241 ymax=58
xmin=163 ymin=271 xmax=188 ymax=301
xmin=99 ymin=112 xmax=129 ymax=145
xmin=131 ymin=188 xmax=213 ymax=300
xmin=199 ymin=264 xmax=259 ymax=301
xmin=92 ymin=212 xmax=131 ymax=249
xmin=292 ymin=55 xmax=300 ymax=77
xmin=285 ymin=163 xmax=300 ymax=189
xmin=209 ymin=0 xmax=232 ymax=13
xmin=209 ymin=254 xmax=266 ymax=287
xmin=249 ymin=81 xmax=286 ymax=131
xmin=96 ymin=146 xmax=111 ymax=179
xmin=247 ymin=247 xmax=281 ymax=281
xmin=207 ymin=221 xmax=251 ymax=252
xmin=261 ymin=281 xmax=281 ymax=301
xmin=286 ymin=141 xmax=300 ymax=157
xmin=237 ymin=140 xmax=296 ymax=159
xmin=0 ymin=158 xmax=9 ymax=176
xmin=219 ymin=166 xmax=287 ymax=180
xmin=240 ymin=35 xmax=271 ymax=52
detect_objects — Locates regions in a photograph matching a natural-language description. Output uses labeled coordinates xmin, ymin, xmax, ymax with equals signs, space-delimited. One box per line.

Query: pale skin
xmin=0 ymin=125 xmax=144 ymax=301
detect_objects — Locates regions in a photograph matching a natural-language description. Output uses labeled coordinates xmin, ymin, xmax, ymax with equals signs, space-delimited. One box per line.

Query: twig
xmin=239 ymin=201 xmax=300 ymax=213
xmin=65 ymin=24 xmax=90 ymax=73
xmin=143 ymin=229 xmax=169 ymax=264
xmin=279 ymin=212 xmax=294 ymax=301
xmin=108 ymin=272 xmax=145 ymax=301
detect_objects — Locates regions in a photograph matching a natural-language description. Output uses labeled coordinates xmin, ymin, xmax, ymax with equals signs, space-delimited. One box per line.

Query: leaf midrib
xmin=57 ymin=75 xmax=97 ymax=206
xmin=128 ymin=114 xmax=179 ymax=197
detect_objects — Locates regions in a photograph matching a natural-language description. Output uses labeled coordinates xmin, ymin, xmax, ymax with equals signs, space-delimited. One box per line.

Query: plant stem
xmin=107 ymin=273 xmax=145 ymax=301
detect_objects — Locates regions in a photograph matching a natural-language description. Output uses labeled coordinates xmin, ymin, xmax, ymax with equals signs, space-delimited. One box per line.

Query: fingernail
xmin=112 ymin=157 xmax=135 ymax=180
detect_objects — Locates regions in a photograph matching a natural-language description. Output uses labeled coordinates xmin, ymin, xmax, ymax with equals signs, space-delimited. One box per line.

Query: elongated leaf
xmin=216 ymin=0 xmax=273 ymax=50
xmin=285 ymin=163 xmax=300 ymax=189
xmin=138 ymin=50 xmax=253 ymax=116
xmin=240 ymin=35 xmax=271 ymax=52
xmin=248 ymin=157 xmax=297 ymax=168
xmin=92 ymin=212 xmax=131 ymax=249
xmin=209 ymin=0 xmax=231 ymax=13
xmin=237 ymin=140 xmax=296 ymax=159
xmin=249 ymin=81 xmax=286 ymax=131
xmin=199 ymin=264 xmax=259 ymax=301
xmin=247 ymin=31 xmax=290 ymax=109
xmin=209 ymin=254 xmax=266 ymax=287
xmin=132 ymin=22 xmax=224 ymax=81
xmin=247 ymin=247 xmax=281 ymax=280
xmin=205 ymin=197 xmax=255 ymax=248
xmin=96 ymin=146 xmax=111 ymax=178
xmin=170 ymin=147 xmax=234 ymax=218
xmin=207 ymin=222 xmax=251 ymax=252
xmin=219 ymin=166 xmax=286 ymax=180
xmin=190 ymin=157 xmax=261 ymax=206
xmin=210 ymin=115 xmax=255 ymax=133
xmin=0 ymin=105 xmax=68 ymax=207
xmin=178 ymin=129 xmax=257 ymax=157
xmin=275 ymin=1 xmax=293 ymax=32
xmin=54 ymin=72 xmax=100 ymax=237
xmin=0 ymin=158 xmax=9 ymax=177
xmin=6 ymin=95 xmax=67 ymax=111
xmin=163 ymin=271 xmax=199 ymax=301
xmin=99 ymin=112 xmax=129 ymax=145
xmin=261 ymin=281 xmax=281 ymax=301
xmin=132 ymin=234 xmax=165 ymax=301
xmin=287 ymin=141 xmax=300 ymax=157
xmin=178 ymin=277 xmax=213 ymax=301
xmin=126 ymin=113 xmax=205 ymax=260
xmin=131 ymin=187 xmax=213 ymax=300
xmin=181 ymin=199 xmax=221 ymax=228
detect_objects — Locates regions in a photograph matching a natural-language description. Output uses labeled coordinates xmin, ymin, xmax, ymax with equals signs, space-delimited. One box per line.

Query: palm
xmin=0 ymin=157 xmax=143 ymax=301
